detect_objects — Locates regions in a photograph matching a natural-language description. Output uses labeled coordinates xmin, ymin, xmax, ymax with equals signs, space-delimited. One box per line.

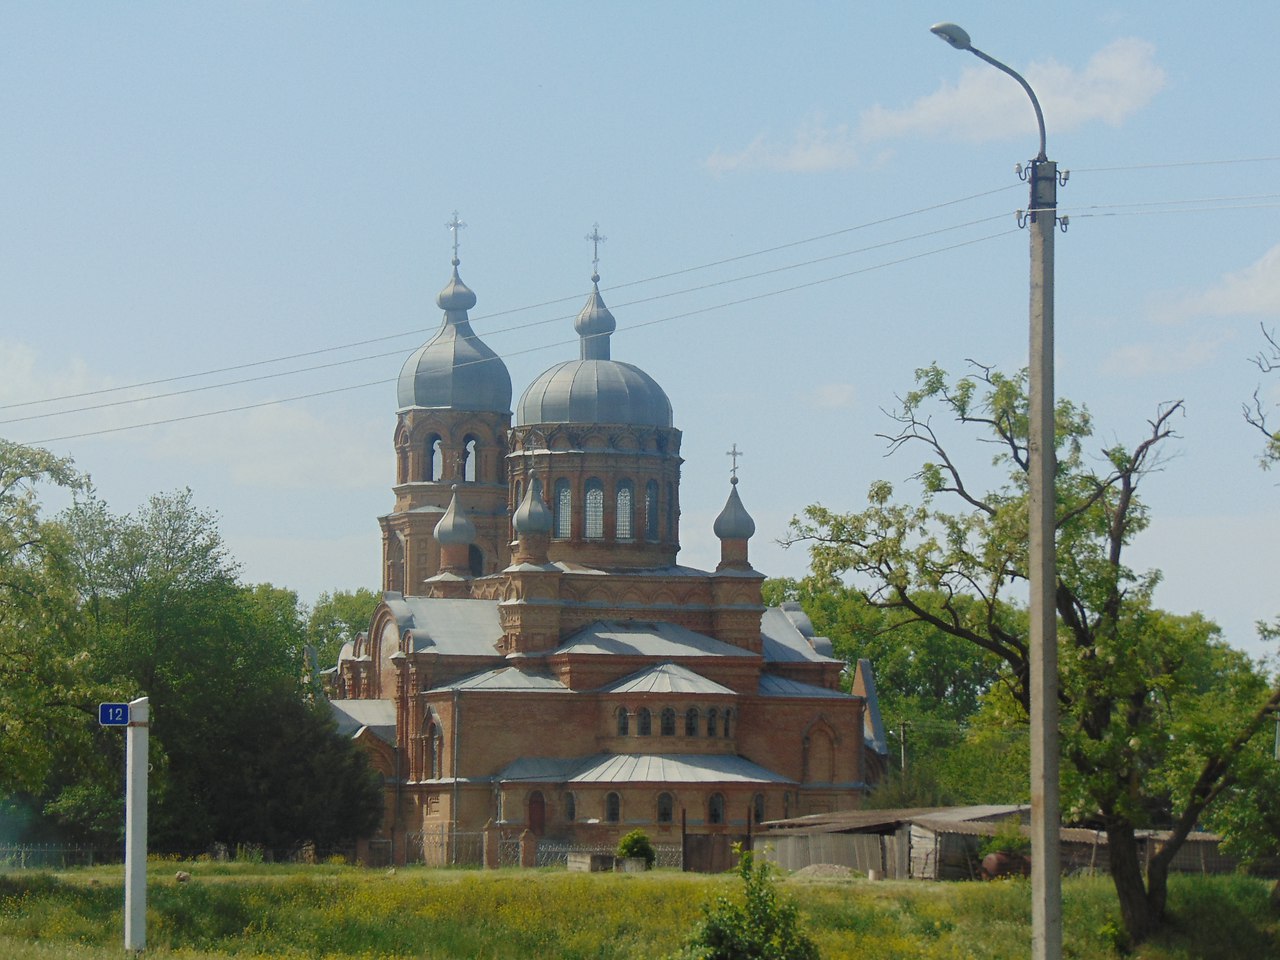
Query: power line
xmin=2 ymin=184 xmax=1021 ymax=413
xmin=1071 ymin=154 xmax=1280 ymax=173
xmin=3 ymin=213 xmax=1015 ymax=427
xmin=23 ymin=227 xmax=1019 ymax=444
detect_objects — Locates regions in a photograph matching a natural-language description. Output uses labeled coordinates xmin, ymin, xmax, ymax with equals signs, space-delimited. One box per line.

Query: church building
xmin=328 ymin=234 xmax=886 ymax=863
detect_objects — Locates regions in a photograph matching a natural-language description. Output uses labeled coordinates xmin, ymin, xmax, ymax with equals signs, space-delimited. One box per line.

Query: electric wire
xmin=23 ymin=227 xmax=1020 ymax=444
xmin=2 ymin=213 xmax=1015 ymax=427
xmin=1 ymin=183 xmax=1022 ymax=412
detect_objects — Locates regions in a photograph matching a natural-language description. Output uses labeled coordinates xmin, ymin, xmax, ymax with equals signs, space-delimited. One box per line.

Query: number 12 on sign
xmin=99 ymin=703 xmax=130 ymax=726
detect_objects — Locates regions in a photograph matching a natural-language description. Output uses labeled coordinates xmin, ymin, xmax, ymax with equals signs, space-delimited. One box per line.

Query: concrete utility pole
xmin=930 ymin=22 xmax=1065 ymax=960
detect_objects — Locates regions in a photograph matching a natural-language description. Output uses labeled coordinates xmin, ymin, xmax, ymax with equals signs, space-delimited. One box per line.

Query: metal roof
xmin=430 ymin=666 xmax=569 ymax=693
xmin=600 ymin=661 xmax=736 ymax=696
xmin=329 ymin=698 xmax=397 ymax=744
xmin=497 ymin=752 xmax=795 ymax=785
xmin=556 ymin=619 xmax=753 ymax=659
xmin=760 ymin=606 xmax=838 ymax=664
xmin=757 ymin=673 xmax=851 ymax=700
xmin=386 ymin=596 xmax=503 ymax=657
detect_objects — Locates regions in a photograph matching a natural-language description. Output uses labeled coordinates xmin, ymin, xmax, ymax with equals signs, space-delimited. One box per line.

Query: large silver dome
xmin=396 ymin=264 xmax=513 ymax=412
xmin=517 ymin=358 xmax=672 ymax=427
xmin=516 ymin=270 xmax=671 ymax=428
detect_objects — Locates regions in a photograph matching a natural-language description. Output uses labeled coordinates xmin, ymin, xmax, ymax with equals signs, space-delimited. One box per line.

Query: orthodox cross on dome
xmin=585 ymin=222 xmax=607 ymax=278
xmin=726 ymin=443 xmax=744 ymax=480
xmin=446 ymin=211 xmax=466 ymax=264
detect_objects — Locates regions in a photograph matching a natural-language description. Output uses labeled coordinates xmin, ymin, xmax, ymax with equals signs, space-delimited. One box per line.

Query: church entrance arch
xmin=528 ymin=791 xmax=546 ymax=836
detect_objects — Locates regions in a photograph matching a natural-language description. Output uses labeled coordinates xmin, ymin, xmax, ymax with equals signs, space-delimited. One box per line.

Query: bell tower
xmin=381 ymin=215 xmax=513 ymax=593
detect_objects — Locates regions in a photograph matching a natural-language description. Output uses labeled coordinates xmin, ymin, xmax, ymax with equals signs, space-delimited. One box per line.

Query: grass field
xmin=0 ymin=861 xmax=1275 ymax=959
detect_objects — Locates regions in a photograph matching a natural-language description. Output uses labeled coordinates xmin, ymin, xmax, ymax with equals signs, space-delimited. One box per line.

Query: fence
xmin=403 ymin=829 xmax=485 ymax=867
xmin=531 ymin=841 xmax=682 ymax=870
xmin=0 ymin=844 xmax=119 ymax=870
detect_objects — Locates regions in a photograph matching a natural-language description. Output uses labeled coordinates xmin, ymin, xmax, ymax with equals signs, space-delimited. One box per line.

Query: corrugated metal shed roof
xmin=601 ymin=661 xmax=735 ymax=696
xmin=497 ymin=752 xmax=795 ymax=785
xmin=557 ymin=620 xmax=751 ymax=659
xmin=430 ymin=666 xmax=569 ymax=693
xmin=757 ymin=673 xmax=852 ymax=700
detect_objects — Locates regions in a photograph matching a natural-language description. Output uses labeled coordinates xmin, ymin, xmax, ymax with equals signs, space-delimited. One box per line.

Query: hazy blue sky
xmin=3 ymin=2 xmax=1277 ymax=657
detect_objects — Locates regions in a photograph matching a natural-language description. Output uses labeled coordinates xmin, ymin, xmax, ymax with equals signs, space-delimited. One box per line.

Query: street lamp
xmin=930 ymin=22 xmax=1064 ymax=960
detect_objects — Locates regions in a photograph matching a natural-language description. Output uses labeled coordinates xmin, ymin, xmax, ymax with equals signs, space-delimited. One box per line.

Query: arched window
xmin=584 ymin=478 xmax=605 ymax=539
xmin=660 ymin=707 xmax=676 ymax=736
xmin=429 ymin=727 xmax=442 ymax=778
xmin=723 ymin=708 xmax=732 ymax=738
xmin=685 ymin=707 xmax=699 ymax=737
xmin=645 ymin=481 xmax=660 ymax=541
xmin=616 ymin=480 xmax=634 ymax=540
xmin=637 ymin=707 xmax=652 ymax=736
xmin=554 ymin=479 xmax=572 ymax=539
xmin=616 ymin=707 xmax=630 ymax=736
xmin=707 ymin=708 xmax=719 ymax=737
xmin=657 ymin=792 xmax=674 ymax=824
xmin=753 ymin=793 xmax=765 ymax=826
xmin=462 ymin=437 xmax=478 ymax=482
xmin=468 ymin=544 xmax=484 ymax=578
xmin=427 ymin=436 xmax=444 ymax=481
xmin=606 ymin=792 xmax=621 ymax=823
xmin=708 ymin=793 xmax=725 ymax=825
xmin=565 ymin=792 xmax=576 ymax=822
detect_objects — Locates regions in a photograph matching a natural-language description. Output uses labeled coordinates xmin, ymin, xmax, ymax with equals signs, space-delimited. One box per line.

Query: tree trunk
xmin=1106 ymin=819 xmax=1162 ymax=944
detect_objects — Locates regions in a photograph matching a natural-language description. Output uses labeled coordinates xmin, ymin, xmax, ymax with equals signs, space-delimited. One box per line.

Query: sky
xmin=2 ymin=2 xmax=1278 ymax=659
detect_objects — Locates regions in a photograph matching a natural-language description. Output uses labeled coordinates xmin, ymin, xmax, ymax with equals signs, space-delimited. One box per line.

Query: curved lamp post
xmin=930 ymin=22 xmax=1063 ymax=960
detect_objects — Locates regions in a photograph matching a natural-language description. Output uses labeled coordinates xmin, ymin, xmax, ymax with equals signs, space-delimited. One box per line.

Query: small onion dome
xmin=434 ymin=485 xmax=477 ymax=546
xmin=573 ymin=274 xmax=617 ymax=361
xmin=513 ymin=475 xmax=554 ymax=536
xmin=397 ymin=262 xmax=512 ymax=412
xmin=713 ymin=477 xmax=756 ymax=540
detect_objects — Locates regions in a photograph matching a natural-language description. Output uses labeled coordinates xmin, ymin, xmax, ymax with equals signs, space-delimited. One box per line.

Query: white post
xmin=125 ymin=696 xmax=149 ymax=953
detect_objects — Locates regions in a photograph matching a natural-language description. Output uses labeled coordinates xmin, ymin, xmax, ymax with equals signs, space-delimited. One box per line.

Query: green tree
xmin=306 ymin=587 xmax=379 ymax=668
xmin=786 ymin=363 xmax=1280 ymax=944
xmin=0 ymin=441 xmax=101 ymax=796
xmin=54 ymin=489 xmax=382 ymax=852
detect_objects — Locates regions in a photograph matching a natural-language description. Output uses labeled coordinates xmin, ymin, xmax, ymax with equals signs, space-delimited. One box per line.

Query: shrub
xmin=617 ymin=829 xmax=656 ymax=868
xmin=676 ymin=845 xmax=819 ymax=960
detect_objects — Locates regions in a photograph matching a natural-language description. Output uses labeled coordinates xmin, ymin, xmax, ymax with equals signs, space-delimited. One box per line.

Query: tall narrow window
xmin=657 ymin=793 xmax=674 ymax=824
xmin=645 ymin=481 xmax=660 ymax=541
xmin=462 ymin=437 xmax=478 ymax=482
xmin=723 ymin=708 xmax=732 ymax=738
xmin=637 ymin=707 xmax=652 ymax=736
xmin=615 ymin=481 xmax=634 ymax=540
xmin=660 ymin=707 xmax=676 ymax=736
xmin=584 ymin=478 xmax=604 ymax=539
xmin=430 ymin=729 xmax=442 ymax=778
xmin=685 ymin=707 xmax=699 ymax=737
xmin=708 ymin=793 xmax=725 ymax=825
xmin=565 ymin=792 xmax=576 ymax=822
xmin=752 ymin=793 xmax=765 ymax=825
xmin=554 ymin=479 xmax=572 ymax=539
xmin=707 ymin=708 xmax=718 ymax=738
xmin=616 ymin=707 xmax=630 ymax=736
xmin=606 ymin=792 xmax=621 ymax=823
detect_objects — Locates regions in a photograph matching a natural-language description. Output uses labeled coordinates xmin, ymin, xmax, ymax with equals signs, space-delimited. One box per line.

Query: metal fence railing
xmin=0 ymin=844 xmax=119 ymax=870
